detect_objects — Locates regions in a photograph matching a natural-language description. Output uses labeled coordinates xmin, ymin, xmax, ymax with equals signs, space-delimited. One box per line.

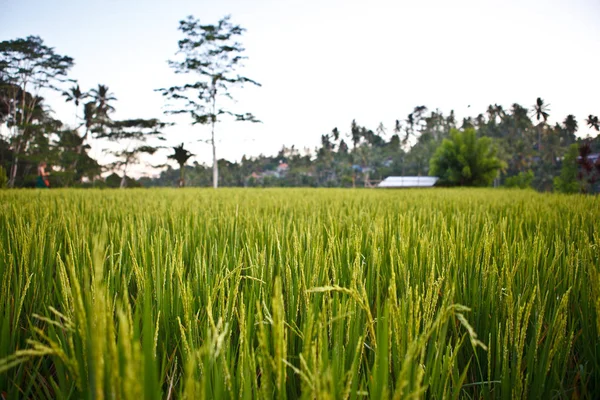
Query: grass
xmin=0 ymin=188 xmax=598 ymax=399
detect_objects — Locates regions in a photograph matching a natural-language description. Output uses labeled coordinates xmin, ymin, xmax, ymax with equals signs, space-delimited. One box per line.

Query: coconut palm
xmin=62 ymin=83 xmax=89 ymax=128
xmin=532 ymin=98 xmax=550 ymax=152
xmin=475 ymin=113 xmax=486 ymax=128
xmin=446 ymin=110 xmax=456 ymax=129
xmin=89 ymin=84 xmax=116 ymax=124
xmin=494 ymin=104 xmax=505 ymax=120
xmin=65 ymin=100 xmax=97 ymax=176
xmin=461 ymin=117 xmax=474 ymax=130
xmin=67 ymin=85 xmax=115 ymax=178
xmin=376 ymin=122 xmax=386 ymax=139
xmin=331 ymin=127 xmax=340 ymax=142
xmin=586 ymin=115 xmax=599 ymax=131
xmin=563 ymin=115 xmax=578 ymax=145
xmin=532 ymin=98 xmax=550 ymax=123
xmin=486 ymin=105 xmax=496 ymax=123
xmin=168 ymin=143 xmax=194 ymax=187
xmin=564 ymin=115 xmax=578 ymax=135
xmin=62 ymin=84 xmax=87 ymax=107
xmin=413 ymin=105 xmax=428 ymax=120
xmin=350 ymin=120 xmax=361 ymax=149
xmin=403 ymin=113 xmax=415 ymax=145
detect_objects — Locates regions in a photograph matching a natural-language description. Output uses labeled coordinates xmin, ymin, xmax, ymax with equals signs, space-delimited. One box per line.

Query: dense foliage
xmin=1 ymin=189 xmax=599 ymax=398
xmin=1 ymin=34 xmax=600 ymax=191
xmin=554 ymin=144 xmax=581 ymax=194
xmin=429 ymin=128 xmax=505 ymax=186
xmin=0 ymin=30 xmax=600 ymax=193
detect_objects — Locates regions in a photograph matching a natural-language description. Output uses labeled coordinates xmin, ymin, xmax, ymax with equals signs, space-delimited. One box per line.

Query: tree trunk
xmin=179 ymin=164 xmax=185 ymax=187
xmin=8 ymin=82 xmax=38 ymax=188
xmin=211 ymin=91 xmax=218 ymax=189
xmin=120 ymin=163 xmax=128 ymax=188
xmin=212 ymin=125 xmax=218 ymax=188
xmin=8 ymin=155 xmax=19 ymax=188
xmin=8 ymin=138 xmax=23 ymax=188
xmin=8 ymin=99 xmax=24 ymax=188
xmin=70 ymin=127 xmax=90 ymax=182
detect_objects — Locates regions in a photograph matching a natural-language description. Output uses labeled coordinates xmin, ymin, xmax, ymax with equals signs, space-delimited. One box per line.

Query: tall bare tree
xmin=157 ymin=15 xmax=261 ymax=188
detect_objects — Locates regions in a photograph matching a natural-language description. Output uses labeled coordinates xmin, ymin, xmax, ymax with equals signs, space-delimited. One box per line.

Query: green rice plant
xmin=0 ymin=188 xmax=598 ymax=398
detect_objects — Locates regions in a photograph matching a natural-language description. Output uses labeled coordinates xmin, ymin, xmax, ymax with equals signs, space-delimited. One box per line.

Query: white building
xmin=377 ymin=176 xmax=438 ymax=188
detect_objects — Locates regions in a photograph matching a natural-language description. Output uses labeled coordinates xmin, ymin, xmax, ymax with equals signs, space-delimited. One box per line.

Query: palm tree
xmin=532 ymin=98 xmax=550 ymax=122
xmin=475 ymin=113 xmax=486 ymax=128
xmin=486 ymin=105 xmax=496 ymax=123
xmin=350 ymin=120 xmax=361 ymax=149
xmin=532 ymin=97 xmax=550 ymax=151
xmin=331 ymin=127 xmax=340 ymax=142
xmin=586 ymin=115 xmax=599 ymax=131
xmin=89 ymin=84 xmax=116 ymax=124
xmin=446 ymin=110 xmax=456 ymax=129
xmin=413 ymin=105 xmax=428 ymax=120
xmin=65 ymin=100 xmax=99 ymax=175
xmin=62 ymin=84 xmax=88 ymax=108
xmin=461 ymin=117 xmax=474 ymax=130
xmin=376 ymin=122 xmax=386 ymax=139
xmin=168 ymin=143 xmax=194 ymax=187
xmin=66 ymin=85 xmax=115 ymax=179
xmin=563 ymin=115 xmax=578 ymax=145
xmin=403 ymin=113 xmax=415 ymax=145
xmin=494 ymin=104 xmax=505 ymax=120
xmin=62 ymin=83 xmax=89 ymax=129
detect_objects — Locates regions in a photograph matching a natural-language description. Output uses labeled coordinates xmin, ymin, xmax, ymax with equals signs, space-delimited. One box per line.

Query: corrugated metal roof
xmin=377 ymin=176 xmax=439 ymax=188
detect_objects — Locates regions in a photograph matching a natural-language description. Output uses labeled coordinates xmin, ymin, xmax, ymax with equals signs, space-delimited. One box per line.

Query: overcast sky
xmin=2 ymin=0 xmax=600 ymax=176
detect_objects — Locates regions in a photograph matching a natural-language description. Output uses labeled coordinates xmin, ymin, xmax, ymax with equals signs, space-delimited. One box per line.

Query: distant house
xmin=377 ymin=176 xmax=438 ymax=188
xmin=276 ymin=162 xmax=289 ymax=175
xmin=246 ymin=162 xmax=290 ymax=185
xmin=260 ymin=170 xmax=280 ymax=179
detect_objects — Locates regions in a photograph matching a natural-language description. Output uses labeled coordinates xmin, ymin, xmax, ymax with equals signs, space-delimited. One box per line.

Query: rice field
xmin=0 ymin=188 xmax=598 ymax=399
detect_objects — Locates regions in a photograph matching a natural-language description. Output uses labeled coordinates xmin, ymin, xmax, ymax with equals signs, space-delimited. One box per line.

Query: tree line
xmin=148 ymin=108 xmax=600 ymax=193
xmin=0 ymin=36 xmax=166 ymax=189
xmin=1 ymin=17 xmax=599 ymax=192
xmin=1 ymin=15 xmax=258 ymax=189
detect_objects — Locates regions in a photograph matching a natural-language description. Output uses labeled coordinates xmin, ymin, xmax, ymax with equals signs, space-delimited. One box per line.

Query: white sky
xmin=2 ymin=0 xmax=600 ymax=177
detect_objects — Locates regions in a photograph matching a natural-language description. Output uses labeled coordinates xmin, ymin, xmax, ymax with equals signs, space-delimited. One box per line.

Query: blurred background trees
xmin=1 ymin=34 xmax=599 ymax=191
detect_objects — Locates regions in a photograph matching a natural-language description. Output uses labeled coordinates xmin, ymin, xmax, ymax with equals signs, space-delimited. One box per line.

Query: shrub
xmin=505 ymin=170 xmax=534 ymax=189
xmin=429 ymin=128 xmax=505 ymax=186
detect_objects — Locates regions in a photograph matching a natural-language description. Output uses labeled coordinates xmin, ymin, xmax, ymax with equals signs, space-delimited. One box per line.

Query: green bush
xmin=429 ymin=128 xmax=505 ymax=186
xmin=504 ymin=170 xmax=534 ymax=189
xmin=553 ymin=144 xmax=581 ymax=194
